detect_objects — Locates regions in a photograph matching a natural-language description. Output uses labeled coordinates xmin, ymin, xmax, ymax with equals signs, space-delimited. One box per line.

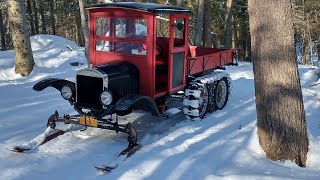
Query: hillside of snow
xmin=0 ymin=35 xmax=320 ymax=180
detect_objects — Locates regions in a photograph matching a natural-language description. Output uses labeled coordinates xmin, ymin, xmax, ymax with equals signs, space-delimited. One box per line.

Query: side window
xmin=115 ymin=18 xmax=147 ymax=39
xmin=96 ymin=17 xmax=110 ymax=36
xmin=174 ymin=18 xmax=185 ymax=47
xmin=96 ymin=40 xmax=113 ymax=52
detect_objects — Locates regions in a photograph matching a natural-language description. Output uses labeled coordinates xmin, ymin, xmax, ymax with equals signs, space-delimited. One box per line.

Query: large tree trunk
xmin=248 ymin=0 xmax=308 ymax=167
xmin=202 ymin=0 xmax=212 ymax=47
xmin=8 ymin=0 xmax=35 ymax=76
xmin=224 ymin=0 xmax=234 ymax=49
xmin=0 ymin=9 xmax=6 ymax=51
xmin=79 ymin=0 xmax=90 ymax=65
xmin=194 ymin=0 xmax=204 ymax=46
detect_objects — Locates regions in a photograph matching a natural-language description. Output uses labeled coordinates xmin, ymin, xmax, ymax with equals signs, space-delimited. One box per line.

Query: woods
xmin=0 ymin=0 xmax=319 ymax=168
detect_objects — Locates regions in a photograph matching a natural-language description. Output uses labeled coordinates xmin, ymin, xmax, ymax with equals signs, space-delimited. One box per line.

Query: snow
xmin=1 ymin=35 xmax=320 ymax=179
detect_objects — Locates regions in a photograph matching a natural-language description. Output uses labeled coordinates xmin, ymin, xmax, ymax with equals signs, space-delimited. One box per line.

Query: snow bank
xmin=0 ymin=34 xmax=86 ymax=82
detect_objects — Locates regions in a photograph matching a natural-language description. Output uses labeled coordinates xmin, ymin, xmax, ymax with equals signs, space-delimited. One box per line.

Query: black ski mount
xmin=50 ymin=111 xmax=140 ymax=154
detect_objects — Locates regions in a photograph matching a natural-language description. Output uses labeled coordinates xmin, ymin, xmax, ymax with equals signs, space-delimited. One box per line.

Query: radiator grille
xmin=76 ymin=75 xmax=103 ymax=109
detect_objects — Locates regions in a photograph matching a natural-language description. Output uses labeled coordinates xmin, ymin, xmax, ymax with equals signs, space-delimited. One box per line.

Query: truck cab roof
xmin=85 ymin=2 xmax=191 ymax=14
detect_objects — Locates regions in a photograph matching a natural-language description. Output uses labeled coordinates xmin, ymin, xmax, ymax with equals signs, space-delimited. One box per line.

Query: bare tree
xmin=0 ymin=9 xmax=6 ymax=50
xmin=248 ymin=0 xmax=308 ymax=167
xmin=8 ymin=0 xmax=35 ymax=76
xmin=194 ymin=0 xmax=204 ymax=46
xmin=79 ymin=0 xmax=90 ymax=65
xmin=224 ymin=0 xmax=234 ymax=48
xmin=26 ymin=0 xmax=35 ymax=35
xmin=39 ymin=0 xmax=46 ymax=33
xmin=202 ymin=0 xmax=212 ymax=47
xmin=48 ymin=0 xmax=56 ymax=35
xmin=32 ymin=0 xmax=39 ymax=34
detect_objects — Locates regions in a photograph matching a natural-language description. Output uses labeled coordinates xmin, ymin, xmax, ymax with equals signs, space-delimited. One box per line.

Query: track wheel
xmin=183 ymin=83 xmax=209 ymax=120
xmin=211 ymin=77 xmax=230 ymax=110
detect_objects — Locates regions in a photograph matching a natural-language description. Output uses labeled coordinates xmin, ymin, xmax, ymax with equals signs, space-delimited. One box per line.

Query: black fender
xmin=114 ymin=95 xmax=162 ymax=117
xmin=33 ymin=78 xmax=76 ymax=101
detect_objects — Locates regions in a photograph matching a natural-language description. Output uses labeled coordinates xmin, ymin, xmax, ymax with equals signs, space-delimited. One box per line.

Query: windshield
xmin=95 ymin=17 xmax=148 ymax=56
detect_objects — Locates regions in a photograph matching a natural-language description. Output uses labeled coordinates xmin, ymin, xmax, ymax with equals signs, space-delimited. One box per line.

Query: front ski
xmin=95 ymin=144 xmax=142 ymax=173
xmin=9 ymin=111 xmax=80 ymax=153
xmin=9 ymin=127 xmax=66 ymax=153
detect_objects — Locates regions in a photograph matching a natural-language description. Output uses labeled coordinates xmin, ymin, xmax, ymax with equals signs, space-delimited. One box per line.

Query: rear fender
xmin=114 ymin=95 xmax=162 ymax=117
xmin=33 ymin=78 xmax=76 ymax=101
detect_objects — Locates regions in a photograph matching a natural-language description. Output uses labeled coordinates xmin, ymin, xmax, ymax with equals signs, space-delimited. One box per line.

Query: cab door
xmin=168 ymin=14 xmax=189 ymax=92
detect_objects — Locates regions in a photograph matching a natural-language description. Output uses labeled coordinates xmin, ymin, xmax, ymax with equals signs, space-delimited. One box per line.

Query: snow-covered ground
xmin=0 ymin=35 xmax=320 ymax=180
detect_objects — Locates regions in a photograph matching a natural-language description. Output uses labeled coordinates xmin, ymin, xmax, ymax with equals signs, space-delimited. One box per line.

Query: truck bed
xmin=188 ymin=46 xmax=237 ymax=75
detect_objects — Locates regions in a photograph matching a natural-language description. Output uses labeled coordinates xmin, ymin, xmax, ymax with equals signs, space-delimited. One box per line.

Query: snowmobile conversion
xmin=11 ymin=2 xmax=238 ymax=165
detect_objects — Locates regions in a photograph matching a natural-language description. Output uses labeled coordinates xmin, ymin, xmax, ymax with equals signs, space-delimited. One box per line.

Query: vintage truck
xmin=11 ymin=2 xmax=238 ymax=160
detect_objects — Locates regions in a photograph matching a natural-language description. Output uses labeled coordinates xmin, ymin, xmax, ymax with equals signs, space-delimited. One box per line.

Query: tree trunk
xmin=224 ymin=0 xmax=234 ymax=49
xmin=0 ymin=9 xmax=6 ymax=51
xmin=8 ymin=0 xmax=35 ymax=76
xmin=79 ymin=0 xmax=90 ymax=65
xmin=248 ymin=0 xmax=308 ymax=167
xmin=202 ymin=0 xmax=212 ymax=47
xmin=74 ymin=0 xmax=84 ymax=46
xmin=32 ymin=0 xmax=39 ymax=34
xmin=176 ymin=0 xmax=182 ymax=6
xmin=194 ymin=0 xmax=205 ymax=46
xmin=39 ymin=0 xmax=46 ymax=34
xmin=232 ymin=17 xmax=238 ymax=48
xmin=48 ymin=0 xmax=56 ymax=35
xmin=26 ymin=0 xmax=35 ymax=35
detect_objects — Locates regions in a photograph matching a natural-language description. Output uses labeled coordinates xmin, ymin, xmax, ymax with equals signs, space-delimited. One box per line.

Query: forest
xmin=0 ymin=0 xmax=318 ymax=63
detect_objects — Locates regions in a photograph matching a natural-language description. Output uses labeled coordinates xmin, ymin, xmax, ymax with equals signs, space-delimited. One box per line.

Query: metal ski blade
xmin=9 ymin=127 xmax=65 ymax=153
xmin=9 ymin=146 xmax=31 ymax=153
xmin=40 ymin=129 xmax=65 ymax=145
xmin=119 ymin=144 xmax=143 ymax=157
xmin=95 ymin=165 xmax=117 ymax=172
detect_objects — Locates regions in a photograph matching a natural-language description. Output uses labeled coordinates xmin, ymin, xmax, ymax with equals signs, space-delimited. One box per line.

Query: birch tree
xmin=8 ymin=0 xmax=34 ymax=76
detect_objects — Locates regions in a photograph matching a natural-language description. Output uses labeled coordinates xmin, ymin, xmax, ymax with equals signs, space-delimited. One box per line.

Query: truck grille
xmin=76 ymin=75 xmax=104 ymax=109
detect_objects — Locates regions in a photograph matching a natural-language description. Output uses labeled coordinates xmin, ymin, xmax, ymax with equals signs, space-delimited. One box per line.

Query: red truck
xmin=12 ymin=2 xmax=238 ymax=157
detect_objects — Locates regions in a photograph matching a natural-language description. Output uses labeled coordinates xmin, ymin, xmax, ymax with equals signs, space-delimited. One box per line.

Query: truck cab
xmin=87 ymin=2 xmax=191 ymax=99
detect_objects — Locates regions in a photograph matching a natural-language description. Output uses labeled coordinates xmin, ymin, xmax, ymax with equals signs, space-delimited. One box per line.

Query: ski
xmin=9 ymin=122 xmax=81 ymax=153
xmin=9 ymin=127 xmax=65 ymax=153
xmin=95 ymin=144 xmax=142 ymax=173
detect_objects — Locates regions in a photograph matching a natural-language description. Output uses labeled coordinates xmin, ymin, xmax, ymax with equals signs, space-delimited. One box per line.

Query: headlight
xmin=61 ymin=86 xmax=73 ymax=100
xmin=100 ymin=90 xmax=112 ymax=106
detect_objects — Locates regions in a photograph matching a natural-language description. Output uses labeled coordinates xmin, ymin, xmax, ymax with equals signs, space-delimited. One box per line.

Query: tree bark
xmin=79 ymin=0 xmax=90 ymax=65
xmin=224 ymin=0 xmax=234 ymax=49
xmin=176 ymin=0 xmax=182 ymax=6
xmin=202 ymin=0 xmax=212 ymax=47
xmin=194 ymin=0 xmax=205 ymax=46
xmin=48 ymin=0 xmax=56 ymax=35
xmin=39 ymin=0 xmax=46 ymax=34
xmin=248 ymin=0 xmax=308 ymax=167
xmin=8 ymin=0 xmax=35 ymax=76
xmin=232 ymin=17 xmax=238 ymax=48
xmin=0 ymin=9 xmax=6 ymax=50
xmin=74 ymin=0 xmax=84 ymax=46
xmin=26 ymin=0 xmax=35 ymax=35
xmin=32 ymin=0 xmax=39 ymax=34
